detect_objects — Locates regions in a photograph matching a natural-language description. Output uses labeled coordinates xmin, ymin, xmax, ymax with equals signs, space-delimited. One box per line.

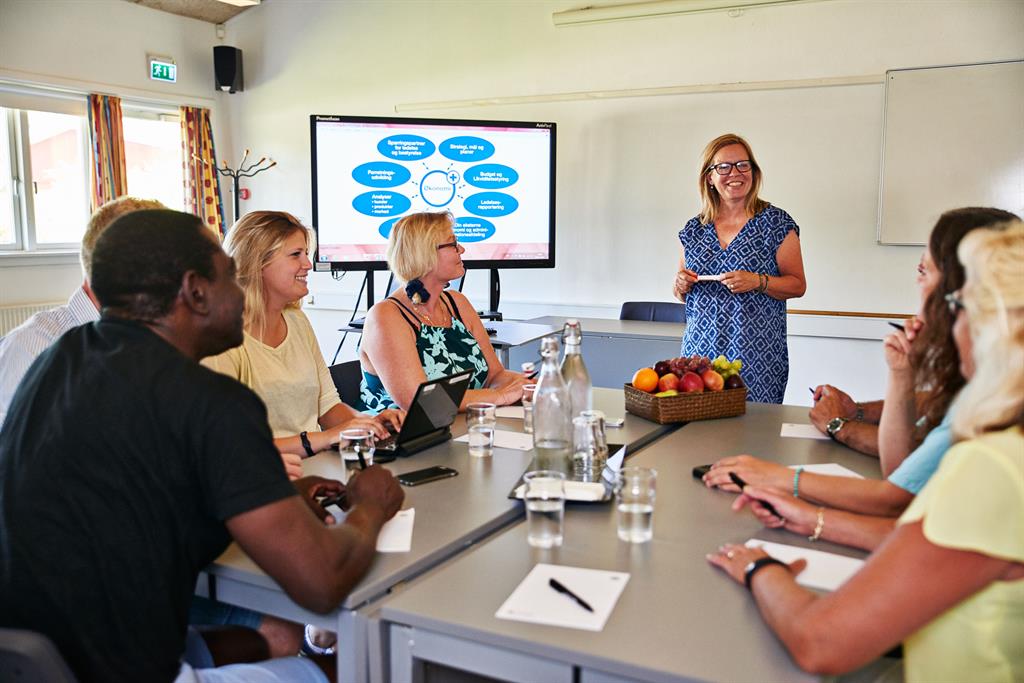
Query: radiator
xmin=0 ymin=303 xmax=61 ymax=337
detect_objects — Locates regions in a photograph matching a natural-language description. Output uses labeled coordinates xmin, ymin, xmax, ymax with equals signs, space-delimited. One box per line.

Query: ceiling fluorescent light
xmin=214 ymin=0 xmax=261 ymax=7
xmin=553 ymin=0 xmax=807 ymax=26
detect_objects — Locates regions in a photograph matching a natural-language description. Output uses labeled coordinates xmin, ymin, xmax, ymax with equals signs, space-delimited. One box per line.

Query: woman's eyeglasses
xmin=437 ymin=240 xmax=459 ymax=251
xmin=708 ymin=160 xmax=753 ymax=176
xmin=944 ymin=290 xmax=965 ymax=315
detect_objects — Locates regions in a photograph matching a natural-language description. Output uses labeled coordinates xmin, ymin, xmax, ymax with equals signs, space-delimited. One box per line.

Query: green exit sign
xmin=149 ymin=57 xmax=177 ymax=83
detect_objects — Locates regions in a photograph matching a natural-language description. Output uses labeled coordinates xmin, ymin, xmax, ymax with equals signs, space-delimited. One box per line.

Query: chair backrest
xmin=0 ymin=628 xmax=78 ymax=683
xmin=619 ymin=301 xmax=685 ymax=323
xmin=329 ymin=360 xmax=364 ymax=408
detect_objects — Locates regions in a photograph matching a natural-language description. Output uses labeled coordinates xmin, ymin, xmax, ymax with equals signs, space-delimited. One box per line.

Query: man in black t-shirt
xmin=0 ymin=210 xmax=403 ymax=683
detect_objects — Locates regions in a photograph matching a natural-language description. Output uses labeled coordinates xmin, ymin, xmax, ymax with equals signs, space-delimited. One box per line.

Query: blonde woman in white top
xmin=205 ymin=211 xmax=402 ymax=480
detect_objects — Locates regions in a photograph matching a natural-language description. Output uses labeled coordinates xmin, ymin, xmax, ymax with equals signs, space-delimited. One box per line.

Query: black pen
xmin=729 ymin=472 xmax=783 ymax=519
xmin=548 ymin=578 xmax=594 ymax=613
xmin=356 ymin=450 xmax=367 ymax=470
xmin=888 ymin=322 xmax=905 ymax=332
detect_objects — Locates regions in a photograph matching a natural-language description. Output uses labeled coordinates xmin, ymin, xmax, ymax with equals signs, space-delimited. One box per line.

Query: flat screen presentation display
xmin=310 ymin=115 xmax=556 ymax=271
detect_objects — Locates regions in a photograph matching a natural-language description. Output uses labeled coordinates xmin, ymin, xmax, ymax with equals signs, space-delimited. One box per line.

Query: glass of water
xmin=616 ymin=467 xmax=657 ymax=543
xmin=521 ymin=384 xmax=537 ymax=434
xmin=466 ymin=402 xmax=497 ymax=457
xmin=339 ymin=428 xmax=376 ymax=470
xmin=523 ymin=470 xmax=565 ymax=549
xmin=573 ymin=411 xmax=609 ymax=475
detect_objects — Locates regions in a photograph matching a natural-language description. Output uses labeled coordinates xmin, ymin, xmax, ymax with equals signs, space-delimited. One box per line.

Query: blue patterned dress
xmin=359 ymin=291 xmax=489 ymax=414
xmin=678 ymin=205 xmax=799 ymax=403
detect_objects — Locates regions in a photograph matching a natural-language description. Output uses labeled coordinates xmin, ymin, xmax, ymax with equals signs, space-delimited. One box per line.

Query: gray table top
xmin=378 ymin=403 xmax=880 ymax=682
xmin=205 ymin=388 xmax=673 ymax=611
xmin=487 ymin=320 xmax=560 ymax=349
xmin=529 ymin=315 xmax=684 ymax=341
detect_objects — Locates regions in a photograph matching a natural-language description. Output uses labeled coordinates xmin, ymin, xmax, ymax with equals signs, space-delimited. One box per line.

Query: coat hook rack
xmin=193 ymin=148 xmax=276 ymax=226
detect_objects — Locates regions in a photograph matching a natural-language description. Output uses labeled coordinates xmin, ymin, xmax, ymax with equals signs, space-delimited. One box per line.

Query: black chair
xmin=619 ymin=301 xmax=685 ymax=323
xmin=329 ymin=360 xmax=364 ymax=408
xmin=0 ymin=628 xmax=78 ymax=682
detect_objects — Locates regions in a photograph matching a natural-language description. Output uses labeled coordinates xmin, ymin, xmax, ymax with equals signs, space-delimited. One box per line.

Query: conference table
xmin=374 ymin=404 xmax=882 ymax=682
xmin=200 ymin=388 xmax=677 ymax=683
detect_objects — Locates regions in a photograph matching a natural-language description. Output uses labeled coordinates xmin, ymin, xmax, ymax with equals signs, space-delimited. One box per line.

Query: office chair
xmin=329 ymin=360 xmax=364 ymax=408
xmin=0 ymin=628 xmax=78 ymax=682
xmin=619 ymin=301 xmax=685 ymax=323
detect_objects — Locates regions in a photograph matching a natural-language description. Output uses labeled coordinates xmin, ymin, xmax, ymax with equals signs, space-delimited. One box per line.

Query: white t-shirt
xmin=203 ymin=308 xmax=341 ymax=438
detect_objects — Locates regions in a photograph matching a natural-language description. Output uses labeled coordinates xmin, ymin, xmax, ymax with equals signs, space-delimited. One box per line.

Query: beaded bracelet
xmin=792 ymin=466 xmax=804 ymax=498
xmin=758 ymin=273 xmax=769 ymax=293
xmin=809 ymin=507 xmax=826 ymax=542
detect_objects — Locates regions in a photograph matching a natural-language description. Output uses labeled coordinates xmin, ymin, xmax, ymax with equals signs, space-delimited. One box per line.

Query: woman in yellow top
xmin=205 ymin=211 xmax=403 ymax=480
xmin=707 ymin=221 xmax=1024 ymax=681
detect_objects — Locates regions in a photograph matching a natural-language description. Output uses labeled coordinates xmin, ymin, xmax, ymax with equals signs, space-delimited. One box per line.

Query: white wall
xmin=0 ymin=0 xmax=228 ymax=305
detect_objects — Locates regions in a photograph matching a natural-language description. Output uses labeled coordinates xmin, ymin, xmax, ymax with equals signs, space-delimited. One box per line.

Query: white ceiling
xmin=122 ymin=0 xmax=253 ymax=24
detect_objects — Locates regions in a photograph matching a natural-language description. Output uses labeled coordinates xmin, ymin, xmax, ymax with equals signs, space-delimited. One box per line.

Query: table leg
xmin=336 ymin=608 xmax=369 ymax=683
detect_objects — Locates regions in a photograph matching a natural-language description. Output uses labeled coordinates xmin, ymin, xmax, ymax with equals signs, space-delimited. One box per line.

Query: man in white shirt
xmin=0 ymin=197 xmax=165 ymax=423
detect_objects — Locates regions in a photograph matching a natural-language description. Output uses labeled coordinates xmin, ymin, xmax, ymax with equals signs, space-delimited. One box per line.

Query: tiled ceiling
xmin=123 ymin=0 xmax=253 ymax=24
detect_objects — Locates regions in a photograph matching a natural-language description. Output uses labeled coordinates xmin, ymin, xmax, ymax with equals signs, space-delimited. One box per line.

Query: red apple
xmin=680 ymin=371 xmax=704 ymax=393
xmin=657 ymin=373 xmax=679 ymax=392
xmin=701 ymin=369 xmax=724 ymax=392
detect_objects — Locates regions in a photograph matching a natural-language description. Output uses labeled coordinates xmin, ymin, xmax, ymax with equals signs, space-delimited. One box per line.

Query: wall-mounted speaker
xmin=213 ymin=46 xmax=244 ymax=93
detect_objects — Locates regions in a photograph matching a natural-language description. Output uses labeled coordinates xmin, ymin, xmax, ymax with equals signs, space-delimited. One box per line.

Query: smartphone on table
xmin=398 ymin=466 xmax=459 ymax=487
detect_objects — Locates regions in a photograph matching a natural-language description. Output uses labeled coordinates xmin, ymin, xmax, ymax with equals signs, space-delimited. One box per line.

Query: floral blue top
xmin=359 ymin=291 xmax=489 ymax=414
xmin=678 ymin=204 xmax=799 ymax=403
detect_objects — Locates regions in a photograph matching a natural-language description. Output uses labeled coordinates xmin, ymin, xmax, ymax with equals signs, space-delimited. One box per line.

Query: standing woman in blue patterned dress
xmin=673 ymin=134 xmax=806 ymax=403
xmin=359 ymin=211 xmax=530 ymax=413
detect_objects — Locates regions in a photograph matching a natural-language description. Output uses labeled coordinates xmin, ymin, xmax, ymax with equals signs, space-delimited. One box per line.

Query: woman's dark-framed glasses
xmin=708 ymin=160 xmax=753 ymax=176
xmin=944 ymin=290 xmax=965 ymax=315
xmin=437 ymin=239 xmax=459 ymax=251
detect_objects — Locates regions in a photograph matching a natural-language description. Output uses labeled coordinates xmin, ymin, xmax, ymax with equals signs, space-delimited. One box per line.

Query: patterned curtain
xmin=87 ymin=94 xmax=127 ymax=211
xmin=180 ymin=106 xmax=225 ymax=236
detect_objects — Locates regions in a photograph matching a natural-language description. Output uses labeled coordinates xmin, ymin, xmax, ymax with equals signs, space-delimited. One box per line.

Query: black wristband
xmin=744 ymin=556 xmax=789 ymax=591
xmin=299 ymin=431 xmax=315 ymax=458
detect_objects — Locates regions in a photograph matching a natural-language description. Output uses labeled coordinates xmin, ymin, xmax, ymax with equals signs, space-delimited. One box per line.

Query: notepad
xmin=454 ymin=429 xmax=534 ymax=451
xmin=789 ymin=463 xmax=864 ymax=479
xmin=745 ymin=540 xmax=864 ymax=591
xmin=376 ymin=508 xmax=415 ymax=553
xmin=781 ymin=423 xmax=830 ymax=440
xmin=496 ymin=563 xmax=629 ymax=631
xmin=496 ymin=406 xmax=525 ymax=419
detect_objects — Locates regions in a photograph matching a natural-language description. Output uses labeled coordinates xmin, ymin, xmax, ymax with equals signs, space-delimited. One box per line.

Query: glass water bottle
xmin=532 ymin=336 xmax=572 ymax=473
xmin=560 ymin=319 xmax=592 ymax=420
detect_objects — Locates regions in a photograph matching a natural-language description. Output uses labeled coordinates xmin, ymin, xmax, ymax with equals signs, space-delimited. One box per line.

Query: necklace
xmin=413 ymin=300 xmax=449 ymax=327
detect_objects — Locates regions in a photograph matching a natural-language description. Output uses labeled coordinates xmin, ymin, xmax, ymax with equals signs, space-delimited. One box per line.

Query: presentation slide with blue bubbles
xmin=314 ymin=120 xmax=552 ymax=265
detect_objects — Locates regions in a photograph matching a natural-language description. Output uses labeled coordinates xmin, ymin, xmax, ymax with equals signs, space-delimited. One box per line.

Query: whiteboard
xmin=878 ymin=61 xmax=1024 ymax=245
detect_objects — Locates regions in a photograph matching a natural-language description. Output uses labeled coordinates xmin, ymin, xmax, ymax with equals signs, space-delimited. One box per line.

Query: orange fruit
xmin=631 ymin=367 xmax=659 ymax=393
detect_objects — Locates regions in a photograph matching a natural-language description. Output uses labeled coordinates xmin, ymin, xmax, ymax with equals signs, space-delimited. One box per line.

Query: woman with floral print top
xmin=359 ymin=211 xmax=531 ymax=413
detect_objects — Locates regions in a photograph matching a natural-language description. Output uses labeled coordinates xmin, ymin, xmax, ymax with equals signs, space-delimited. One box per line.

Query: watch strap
xmin=744 ymin=556 xmax=789 ymax=590
xmin=299 ymin=431 xmax=315 ymax=458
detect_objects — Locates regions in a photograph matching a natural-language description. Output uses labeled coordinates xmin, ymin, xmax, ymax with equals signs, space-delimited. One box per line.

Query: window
xmin=123 ymin=110 xmax=184 ymax=212
xmin=0 ymin=89 xmax=185 ymax=256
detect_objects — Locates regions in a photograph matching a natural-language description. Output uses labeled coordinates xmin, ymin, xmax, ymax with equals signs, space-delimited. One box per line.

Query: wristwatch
xmin=826 ymin=417 xmax=848 ymax=440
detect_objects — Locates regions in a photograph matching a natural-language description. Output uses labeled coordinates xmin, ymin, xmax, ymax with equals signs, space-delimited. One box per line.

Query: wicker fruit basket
xmin=624 ymin=383 xmax=747 ymax=424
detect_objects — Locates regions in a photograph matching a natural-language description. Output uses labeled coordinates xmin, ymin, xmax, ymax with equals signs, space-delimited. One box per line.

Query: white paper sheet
xmin=376 ymin=508 xmax=415 ymax=553
xmin=788 ymin=463 xmax=864 ymax=479
xmin=745 ymin=540 xmax=864 ymax=591
xmin=601 ymin=446 xmax=628 ymax=486
xmin=781 ymin=423 xmax=830 ymax=440
xmin=697 ymin=273 xmax=723 ymax=281
xmin=454 ymin=429 xmax=534 ymax=451
xmin=496 ymin=563 xmax=630 ymax=631
xmin=496 ymin=406 xmax=525 ymax=419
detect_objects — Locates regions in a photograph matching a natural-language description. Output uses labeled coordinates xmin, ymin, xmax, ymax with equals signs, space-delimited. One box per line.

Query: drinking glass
xmin=616 ymin=467 xmax=657 ymax=543
xmin=523 ymin=470 xmax=565 ymax=548
xmin=521 ymin=383 xmax=537 ymax=434
xmin=339 ymin=428 xmax=376 ymax=470
xmin=466 ymin=402 xmax=497 ymax=457
xmin=573 ymin=412 xmax=609 ymax=474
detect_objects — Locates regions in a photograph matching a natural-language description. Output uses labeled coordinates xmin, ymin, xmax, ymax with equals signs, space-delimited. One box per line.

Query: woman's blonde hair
xmin=697 ymin=133 xmax=769 ymax=225
xmin=386 ymin=211 xmax=454 ymax=288
xmin=952 ymin=220 xmax=1024 ymax=440
xmin=222 ymin=210 xmax=311 ymax=336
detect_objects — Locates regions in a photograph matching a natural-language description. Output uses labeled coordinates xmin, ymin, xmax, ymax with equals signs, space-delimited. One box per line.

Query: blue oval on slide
xmin=377 ymin=135 xmax=435 ymax=160
xmin=352 ymin=191 xmax=411 ymax=217
xmin=352 ymin=162 xmax=411 ymax=188
xmin=453 ymin=217 xmax=496 ymax=242
xmin=439 ymin=136 xmax=494 ymax=162
xmin=378 ymin=217 xmax=401 ymax=239
xmin=463 ymin=192 xmax=518 ymax=217
xmin=464 ymin=163 xmax=519 ymax=189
